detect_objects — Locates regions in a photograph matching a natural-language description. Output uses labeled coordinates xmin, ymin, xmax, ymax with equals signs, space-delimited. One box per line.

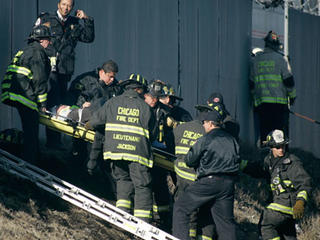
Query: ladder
xmin=0 ymin=148 xmax=179 ymax=240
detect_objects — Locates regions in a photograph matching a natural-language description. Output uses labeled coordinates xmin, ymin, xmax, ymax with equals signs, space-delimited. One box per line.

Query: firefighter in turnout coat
xmin=86 ymin=74 xmax=156 ymax=222
xmin=244 ymin=129 xmax=312 ymax=239
xmin=1 ymin=25 xmax=51 ymax=164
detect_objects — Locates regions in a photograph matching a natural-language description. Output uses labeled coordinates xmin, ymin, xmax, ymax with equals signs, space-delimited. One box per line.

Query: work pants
xmin=152 ymin=166 xmax=172 ymax=231
xmin=111 ymin=160 xmax=153 ymax=222
xmin=260 ymin=208 xmax=296 ymax=240
xmin=175 ymin=177 xmax=216 ymax=240
xmin=173 ymin=174 xmax=237 ymax=240
xmin=17 ymin=106 xmax=39 ymax=165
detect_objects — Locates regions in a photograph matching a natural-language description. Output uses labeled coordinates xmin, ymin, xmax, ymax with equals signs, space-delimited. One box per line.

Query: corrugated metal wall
xmin=289 ymin=9 xmax=320 ymax=158
xmin=0 ymin=0 xmax=253 ymax=141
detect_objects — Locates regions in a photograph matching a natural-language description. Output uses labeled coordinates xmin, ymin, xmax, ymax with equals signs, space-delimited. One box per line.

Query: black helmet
xmin=264 ymin=31 xmax=281 ymax=50
xmin=120 ymin=73 xmax=148 ymax=89
xmin=195 ymin=102 xmax=226 ymax=120
xmin=28 ymin=25 xmax=52 ymax=41
xmin=263 ymin=129 xmax=289 ymax=148
xmin=147 ymin=80 xmax=165 ymax=97
xmin=162 ymin=83 xmax=183 ymax=101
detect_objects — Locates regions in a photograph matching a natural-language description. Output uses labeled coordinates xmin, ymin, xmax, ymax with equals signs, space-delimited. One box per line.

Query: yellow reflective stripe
xmin=175 ymin=146 xmax=190 ymax=155
xmin=288 ymin=88 xmax=296 ymax=98
xmin=174 ymin=165 xmax=196 ymax=181
xmin=297 ymin=190 xmax=307 ymax=201
xmin=1 ymin=83 xmax=11 ymax=89
xmin=103 ymin=152 xmax=153 ymax=168
xmin=254 ymin=74 xmax=282 ymax=82
xmin=267 ymin=203 xmax=293 ymax=215
xmin=254 ymin=97 xmax=288 ymax=106
xmin=7 ymin=65 xmax=33 ymax=79
xmin=1 ymin=92 xmax=38 ymax=111
xmin=134 ymin=209 xmax=152 ymax=219
xmin=189 ymin=229 xmax=196 ymax=237
xmin=269 ymin=237 xmax=280 ymax=240
xmin=116 ymin=199 xmax=132 ymax=209
xmin=239 ymin=159 xmax=248 ymax=171
xmin=283 ymin=180 xmax=293 ymax=188
xmin=152 ymin=204 xmax=170 ymax=213
xmin=105 ymin=123 xmax=149 ymax=139
xmin=197 ymin=235 xmax=213 ymax=240
xmin=3 ymin=74 xmax=12 ymax=80
xmin=37 ymin=93 xmax=47 ymax=103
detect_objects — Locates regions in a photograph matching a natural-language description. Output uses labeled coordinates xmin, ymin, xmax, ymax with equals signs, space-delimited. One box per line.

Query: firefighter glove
xmin=293 ymin=200 xmax=305 ymax=219
xmin=84 ymin=121 xmax=93 ymax=130
xmin=166 ymin=116 xmax=178 ymax=128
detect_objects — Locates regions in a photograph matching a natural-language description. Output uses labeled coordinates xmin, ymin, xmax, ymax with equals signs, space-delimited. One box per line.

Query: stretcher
xmin=39 ymin=113 xmax=175 ymax=171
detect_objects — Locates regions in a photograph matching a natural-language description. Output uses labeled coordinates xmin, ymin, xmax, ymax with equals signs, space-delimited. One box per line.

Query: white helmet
xmin=251 ymin=47 xmax=263 ymax=57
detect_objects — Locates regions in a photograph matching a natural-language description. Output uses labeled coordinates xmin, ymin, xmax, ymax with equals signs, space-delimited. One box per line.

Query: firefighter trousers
xmin=111 ymin=160 xmax=153 ymax=222
xmin=259 ymin=208 xmax=296 ymax=240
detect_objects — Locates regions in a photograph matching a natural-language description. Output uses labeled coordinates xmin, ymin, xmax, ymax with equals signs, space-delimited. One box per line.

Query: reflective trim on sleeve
xmin=175 ymin=146 xmax=190 ymax=155
xmin=297 ymin=190 xmax=307 ymax=201
xmin=105 ymin=123 xmax=149 ymax=139
xmin=174 ymin=165 xmax=196 ymax=182
xmin=37 ymin=93 xmax=47 ymax=103
xmin=7 ymin=65 xmax=33 ymax=80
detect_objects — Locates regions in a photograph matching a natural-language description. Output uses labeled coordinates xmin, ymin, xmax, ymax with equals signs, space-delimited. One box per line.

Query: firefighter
xmin=1 ymin=25 xmax=51 ymax=164
xmin=35 ymin=0 xmax=95 ymax=148
xmin=172 ymin=109 xmax=240 ymax=240
xmin=196 ymin=92 xmax=240 ymax=141
xmin=69 ymin=60 xmax=122 ymax=108
xmin=85 ymin=73 xmax=156 ymax=223
xmin=69 ymin=60 xmax=122 ymax=164
xmin=144 ymin=80 xmax=174 ymax=231
xmin=250 ymin=31 xmax=296 ymax=145
xmin=159 ymin=83 xmax=193 ymax=122
xmin=243 ymin=129 xmax=312 ymax=240
xmin=173 ymin=108 xmax=216 ymax=240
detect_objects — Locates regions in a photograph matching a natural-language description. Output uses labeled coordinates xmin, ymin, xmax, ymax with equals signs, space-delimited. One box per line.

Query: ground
xmin=0 ymin=137 xmax=319 ymax=240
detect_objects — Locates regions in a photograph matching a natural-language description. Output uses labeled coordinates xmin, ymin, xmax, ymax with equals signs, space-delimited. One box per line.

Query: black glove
xmin=289 ymin=97 xmax=296 ymax=106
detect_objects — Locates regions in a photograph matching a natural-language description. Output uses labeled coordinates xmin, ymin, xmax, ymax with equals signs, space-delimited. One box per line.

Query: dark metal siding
xmin=289 ymin=9 xmax=320 ymax=158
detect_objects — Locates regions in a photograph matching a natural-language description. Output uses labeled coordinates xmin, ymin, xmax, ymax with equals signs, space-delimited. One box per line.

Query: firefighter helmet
xmin=120 ymin=73 xmax=148 ymax=89
xmin=263 ymin=129 xmax=289 ymax=148
xmin=28 ymin=25 xmax=52 ymax=40
xmin=147 ymin=80 xmax=165 ymax=97
xmin=162 ymin=83 xmax=183 ymax=101
xmin=251 ymin=47 xmax=263 ymax=57
xmin=195 ymin=102 xmax=226 ymax=120
xmin=264 ymin=31 xmax=281 ymax=49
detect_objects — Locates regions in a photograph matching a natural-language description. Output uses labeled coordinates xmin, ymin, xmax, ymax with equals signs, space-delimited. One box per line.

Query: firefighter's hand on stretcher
xmin=84 ymin=121 xmax=93 ymax=130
